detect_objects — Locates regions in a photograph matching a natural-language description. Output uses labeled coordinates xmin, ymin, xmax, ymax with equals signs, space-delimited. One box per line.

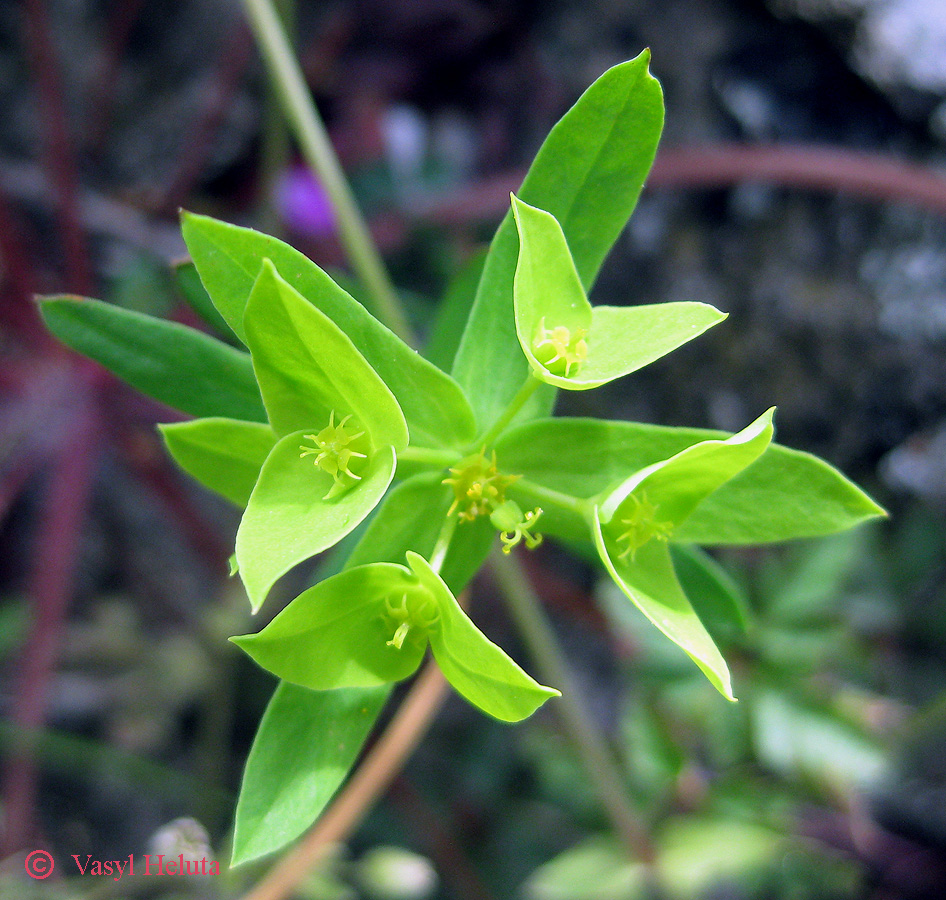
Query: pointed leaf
xmin=244 ymin=261 xmax=408 ymax=452
xmin=453 ymin=52 xmax=664 ymax=429
xmin=237 ymin=434 xmax=396 ymax=612
xmin=231 ymin=681 xmax=388 ymax=865
xmin=676 ymin=448 xmax=887 ymax=544
xmin=173 ymin=259 xmax=236 ymax=341
xmin=511 ymin=196 xmax=724 ymax=390
xmin=592 ymin=526 xmax=733 ymax=699
xmin=599 ymin=409 xmax=775 ymax=526
xmin=181 ymin=212 xmax=475 ymax=448
xmin=670 ymin=544 xmax=751 ymax=638
xmin=498 ymin=416 xmax=883 ymax=545
xmin=406 ymin=552 xmax=560 ymax=721
xmin=424 ymin=250 xmax=486 ymax=372
xmin=232 ymin=564 xmax=425 ymax=689
xmin=160 ymin=418 xmax=276 ymax=507
xmin=40 ymin=296 xmax=266 ymax=421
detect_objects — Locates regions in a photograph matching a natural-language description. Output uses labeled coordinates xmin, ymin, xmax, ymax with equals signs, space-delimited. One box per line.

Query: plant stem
xmin=240 ymin=0 xmax=415 ymax=345
xmin=429 ymin=513 xmax=458 ymax=574
xmin=489 ymin=548 xmax=656 ymax=863
xmin=397 ymin=446 xmax=457 ymax=469
xmin=476 ymin=375 xmax=542 ymax=448
xmin=515 ymin=478 xmax=592 ymax=520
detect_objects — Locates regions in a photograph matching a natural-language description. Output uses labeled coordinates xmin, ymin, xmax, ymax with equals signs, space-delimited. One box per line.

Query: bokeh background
xmin=1 ymin=1 xmax=946 ymax=898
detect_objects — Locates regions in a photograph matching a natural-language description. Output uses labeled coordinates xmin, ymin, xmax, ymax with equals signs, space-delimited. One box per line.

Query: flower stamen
xmin=300 ymin=410 xmax=369 ymax=499
xmin=443 ymin=449 xmax=519 ymax=522
xmin=533 ymin=317 xmax=588 ymax=378
xmin=383 ymin=591 xmax=439 ymax=650
xmin=615 ymin=492 xmax=674 ymax=561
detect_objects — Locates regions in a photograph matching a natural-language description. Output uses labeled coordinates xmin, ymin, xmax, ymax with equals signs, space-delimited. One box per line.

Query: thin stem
xmin=489 ymin=548 xmax=656 ymax=863
xmin=241 ymin=661 xmax=449 ymax=900
xmin=398 ymin=446 xmax=457 ymax=469
xmin=240 ymin=0 xmax=415 ymax=345
xmin=476 ymin=375 xmax=542 ymax=448
xmin=429 ymin=513 xmax=459 ymax=574
xmin=515 ymin=478 xmax=592 ymax=520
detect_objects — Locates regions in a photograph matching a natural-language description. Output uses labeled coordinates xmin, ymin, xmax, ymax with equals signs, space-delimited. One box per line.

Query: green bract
xmin=37 ymin=52 xmax=887 ymax=865
xmin=510 ymin=195 xmax=727 ymax=390
xmin=232 ymin=552 xmax=559 ymax=722
xmin=236 ymin=260 xmax=409 ymax=612
xmin=592 ymin=410 xmax=775 ymax=699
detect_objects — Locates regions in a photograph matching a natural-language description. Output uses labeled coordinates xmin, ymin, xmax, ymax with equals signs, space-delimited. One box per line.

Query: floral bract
xmin=232 ymin=552 xmax=560 ymax=722
xmin=235 ymin=259 xmax=408 ymax=612
xmin=510 ymin=194 xmax=728 ymax=391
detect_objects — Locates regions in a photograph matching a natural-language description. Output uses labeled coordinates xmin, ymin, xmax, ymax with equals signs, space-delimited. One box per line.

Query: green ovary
xmin=300 ymin=411 xmax=371 ymax=499
xmin=383 ymin=590 xmax=439 ymax=650
xmin=613 ymin=492 xmax=674 ymax=561
xmin=532 ymin=317 xmax=588 ymax=378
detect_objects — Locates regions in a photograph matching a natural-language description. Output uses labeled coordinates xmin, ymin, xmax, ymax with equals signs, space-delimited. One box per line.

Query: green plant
xmin=38 ymin=47 xmax=883 ymax=874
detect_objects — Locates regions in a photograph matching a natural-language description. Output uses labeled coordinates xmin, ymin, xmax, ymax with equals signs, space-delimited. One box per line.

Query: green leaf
xmin=231 ymin=681 xmax=388 ymax=865
xmin=236 ymin=435 xmax=396 ymax=612
xmin=657 ymin=817 xmax=783 ymax=898
xmin=173 ymin=259 xmax=236 ymax=341
xmin=244 ymin=261 xmax=408 ymax=450
xmin=181 ymin=212 xmax=475 ymax=449
xmin=510 ymin=196 xmax=724 ymax=390
xmin=523 ymin=834 xmax=648 ymax=900
xmin=598 ymin=409 xmax=775 ymax=526
xmin=452 ymin=51 xmax=664 ymax=429
xmin=752 ymin=691 xmax=886 ymax=790
xmin=347 ymin=473 xmax=496 ymax=594
xmin=592 ymin=531 xmax=734 ymax=699
xmin=496 ymin=417 xmax=885 ymax=545
xmin=591 ymin=412 xmax=776 ymax=699
xmin=424 ymin=250 xmax=486 ymax=372
xmin=670 ymin=544 xmax=751 ymax=638
xmin=160 ymin=418 xmax=277 ymax=507
xmin=232 ymin=564 xmax=426 ymax=689
xmin=234 ymin=550 xmax=556 ymax=721
xmin=40 ymin=296 xmax=266 ymax=422
xmin=676 ymin=449 xmax=887 ymax=545
xmin=407 ymin=552 xmax=560 ymax=721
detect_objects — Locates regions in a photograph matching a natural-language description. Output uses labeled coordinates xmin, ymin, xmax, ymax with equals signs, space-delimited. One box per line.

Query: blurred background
xmin=1 ymin=0 xmax=946 ymax=898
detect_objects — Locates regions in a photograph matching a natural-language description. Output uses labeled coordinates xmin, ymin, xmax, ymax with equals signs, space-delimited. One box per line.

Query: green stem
xmin=397 ymin=446 xmax=457 ymax=469
xmin=241 ymin=0 xmax=416 ymax=346
xmin=489 ymin=548 xmax=656 ymax=864
xmin=254 ymin=0 xmax=294 ymax=235
xmin=476 ymin=375 xmax=542 ymax=448
xmin=429 ymin=513 xmax=458 ymax=574
xmin=515 ymin=478 xmax=592 ymax=520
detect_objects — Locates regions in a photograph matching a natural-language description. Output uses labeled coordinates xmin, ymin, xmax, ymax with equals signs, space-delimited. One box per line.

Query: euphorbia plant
xmin=39 ymin=50 xmax=884 ymax=865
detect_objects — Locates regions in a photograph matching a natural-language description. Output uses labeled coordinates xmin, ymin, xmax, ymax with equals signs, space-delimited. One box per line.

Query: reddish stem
xmin=22 ymin=0 xmax=93 ymax=294
xmin=649 ymin=144 xmax=946 ymax=214
xmin=84 ymin=0 xmax=148 ymax=155
xmin=1 ymin=378 xmax=100 ymax=852
xmin=156 ymin=22 xmax=255 ymax=215
xmin=399 ymin=143 xmax=946 ymax=232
